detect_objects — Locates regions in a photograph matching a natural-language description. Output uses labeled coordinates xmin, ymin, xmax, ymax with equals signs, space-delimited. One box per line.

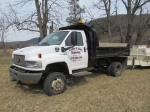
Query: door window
xmin=65 ymin=32 xmax=83 ymax=46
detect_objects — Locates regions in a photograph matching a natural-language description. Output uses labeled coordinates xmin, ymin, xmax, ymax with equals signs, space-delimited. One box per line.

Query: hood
xmin=13 ymin=45 xmax=61 ymax=60
xmin=14 ymin=46 xmax=47 ymax=54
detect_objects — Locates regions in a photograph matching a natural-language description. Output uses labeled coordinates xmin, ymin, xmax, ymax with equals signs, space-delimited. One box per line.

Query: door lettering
xmin=69 ymin=47 xmax=82 ymax=62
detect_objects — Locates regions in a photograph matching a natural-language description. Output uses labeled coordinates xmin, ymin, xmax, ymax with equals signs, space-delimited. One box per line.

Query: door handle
xmin=84 ymin=47 xmax=86 ymax=52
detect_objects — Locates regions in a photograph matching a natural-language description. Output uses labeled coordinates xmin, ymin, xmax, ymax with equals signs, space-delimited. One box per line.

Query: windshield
xmin=38 ymin=31 xmax=69 ymax=46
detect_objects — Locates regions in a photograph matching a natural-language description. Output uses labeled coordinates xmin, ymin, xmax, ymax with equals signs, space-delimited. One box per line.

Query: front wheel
xmin=44 ymin=72 xmax=66 ymax=96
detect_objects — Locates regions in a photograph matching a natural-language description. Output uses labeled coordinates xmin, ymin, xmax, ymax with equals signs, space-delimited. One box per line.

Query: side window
xmin=65 ymin=34 xmax=71 ymax=46
xmin=77 ymin=32 xmax=83 ymax=46
xmin=65 ymin=32 xmax=83 ymax=46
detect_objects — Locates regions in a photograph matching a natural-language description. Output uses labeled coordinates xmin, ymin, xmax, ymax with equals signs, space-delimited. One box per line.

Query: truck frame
xmin=9 ymin=23 xmax=130 ymax=96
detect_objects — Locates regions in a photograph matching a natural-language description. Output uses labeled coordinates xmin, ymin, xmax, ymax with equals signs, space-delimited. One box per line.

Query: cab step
xmin=72 ymin=71 xmax=92 ymax=77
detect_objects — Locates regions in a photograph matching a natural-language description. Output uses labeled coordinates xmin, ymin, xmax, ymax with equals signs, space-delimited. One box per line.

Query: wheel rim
xmin=116 ymin=65 xmax=121 ymax=75
xmin=51 ymin=77 xmax=64 ymax=93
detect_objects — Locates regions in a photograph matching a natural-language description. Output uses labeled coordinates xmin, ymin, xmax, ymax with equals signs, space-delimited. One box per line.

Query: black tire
xmin=110 ymin=62 xmax=122 ymax=77
xmin=44 ymin=72 xmax=66 ymax=96
xmin=106 ymin=63 xmax=112 ymax=76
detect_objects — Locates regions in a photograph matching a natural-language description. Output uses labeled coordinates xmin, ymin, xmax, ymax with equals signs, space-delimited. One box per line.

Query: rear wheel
xmin=44 ymin=72 xmax=66 ymax=96
xmin=110 ymin=62 xmax=122 ymax=77
xmin=106 ymin=63 xmax=112 ymax=76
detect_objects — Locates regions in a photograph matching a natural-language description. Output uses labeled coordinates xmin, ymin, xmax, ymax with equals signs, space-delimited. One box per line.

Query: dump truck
xmin=9 ymin=22 xmax=130 ymax=96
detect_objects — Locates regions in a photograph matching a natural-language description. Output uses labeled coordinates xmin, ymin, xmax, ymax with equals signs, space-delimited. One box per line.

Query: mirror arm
xmin=61 ymin=46 xmax=75 ymax=52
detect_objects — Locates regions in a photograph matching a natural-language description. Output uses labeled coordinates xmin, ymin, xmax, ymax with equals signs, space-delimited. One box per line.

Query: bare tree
xmin=66 ymin=0 xmax=85 ymax=25
xmin=135 ymin=7 xmax=150 ymax=45
xmin=103 ymin=0 xmax=112 ymax=42
xmin=84 ymin=6 xmax=105 ymax=40
xmin=9 ymin=0 xmax=66 ymax=41
xmin=122 ymin=0 xmax=150 ymax=44
xmin=114 ymin=0 xmax=124 ymax=43
xmin=0 ymin=9 xmax=12 ymax=53
xmin=93 ymin=0 xmax=112 ymax=42
xmin=0 ymin=17 xmax=6 ymax=52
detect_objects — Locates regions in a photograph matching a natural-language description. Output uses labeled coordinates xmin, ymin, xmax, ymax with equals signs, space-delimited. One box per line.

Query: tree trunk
xmin=115 ymin=0 xmax=124 ymax=43
xmin=1 ymin=32 xmax=6 ymax=53
xmin=42 ymin=0 xmax=48 ymax=37
xmin=135 ymin=7 xmax=142 ymax=45
xmin=103 ymin=0 xmax=112 ymax=42
xmin=135 ymin=33 xmax=142 ymax=45
xmin=125 ymin=0 xmax=132 ymax=43
xmin=49 ymin=21 xmax=53 ymax=33
xmin=107 ymin=17 xmax=111 ymax=42
xmin=108 ymin=0 xmax=111 ymax=42
xmin=35 ymin=0 xmax=44 ymax=41
xmin=119 ymin=25 xmax=124 ymax=43
xmin=125 ymin=24 xmax=132 ymax=43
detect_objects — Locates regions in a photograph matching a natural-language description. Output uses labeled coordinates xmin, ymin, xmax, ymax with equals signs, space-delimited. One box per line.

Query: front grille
xmin=10 ymin=66 xmax=42 ymax=73
xmin=14 ymin=55 xmax=25 ymax=67
xmin=11 ymin=66 xmax=26 ymax=73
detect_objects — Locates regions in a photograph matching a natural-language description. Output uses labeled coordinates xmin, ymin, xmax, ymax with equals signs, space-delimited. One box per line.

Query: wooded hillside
xmin=90 ymin=14 xmax=150 ymax=44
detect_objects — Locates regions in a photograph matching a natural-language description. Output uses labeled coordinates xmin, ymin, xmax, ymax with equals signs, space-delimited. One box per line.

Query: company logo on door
xmin=69 ymin=47 xmax=82 ymax=61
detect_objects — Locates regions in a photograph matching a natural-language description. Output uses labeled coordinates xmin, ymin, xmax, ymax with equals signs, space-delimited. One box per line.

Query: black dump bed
xmin=60 ymin=23 xmax=130 ymax=59
xmin=96 ymin=43 xmax=130 ymax=58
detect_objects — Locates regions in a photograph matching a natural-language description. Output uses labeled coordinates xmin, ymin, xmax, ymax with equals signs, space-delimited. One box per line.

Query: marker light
xmin=78 ymin=19 xmax=82 ymax=24
xmin=38 ymin=54 xmax=42 ymax=58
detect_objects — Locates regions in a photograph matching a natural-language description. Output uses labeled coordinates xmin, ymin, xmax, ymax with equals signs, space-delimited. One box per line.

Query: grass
xmin=0 ymin=55 xmax=150 ymax=112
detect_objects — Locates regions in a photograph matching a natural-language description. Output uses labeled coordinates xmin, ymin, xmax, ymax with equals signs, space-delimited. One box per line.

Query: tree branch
xmin=121 ymin=0 xmax=127 ymax=9
xmin=18 ymin=28 xmax=39 ymax=32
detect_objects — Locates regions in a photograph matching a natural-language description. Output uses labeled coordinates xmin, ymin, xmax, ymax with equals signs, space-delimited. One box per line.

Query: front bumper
xmin=9 ymin=66 xmax=42 ymax=84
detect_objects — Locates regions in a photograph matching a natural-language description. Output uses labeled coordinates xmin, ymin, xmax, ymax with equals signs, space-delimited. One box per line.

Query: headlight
xmin=26 ymin=61 xmax=42 ymax=68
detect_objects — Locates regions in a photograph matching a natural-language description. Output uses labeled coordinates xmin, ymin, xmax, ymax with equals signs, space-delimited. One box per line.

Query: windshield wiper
xmin=38 ymin=43 xmax=49 ymax=46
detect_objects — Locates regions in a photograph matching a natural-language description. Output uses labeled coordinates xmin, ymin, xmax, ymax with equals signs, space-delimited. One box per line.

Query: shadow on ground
xmin=13 ymin=70 xmax=106 ymax=94
xmin=69 ymin=69 xmax=105 ymax=87
xmin=14 ymin=80 xmax=44 ymax=94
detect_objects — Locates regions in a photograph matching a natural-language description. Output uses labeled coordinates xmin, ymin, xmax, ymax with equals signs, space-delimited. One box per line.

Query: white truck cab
xmin=12 ymin=30 xmax=88 ymax=73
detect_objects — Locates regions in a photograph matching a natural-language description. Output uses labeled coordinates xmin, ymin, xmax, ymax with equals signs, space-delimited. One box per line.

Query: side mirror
xmin=38 ymin=37 xmax=42 ymax=42
xmin=71 ymin=32 xmax=77 ymax=46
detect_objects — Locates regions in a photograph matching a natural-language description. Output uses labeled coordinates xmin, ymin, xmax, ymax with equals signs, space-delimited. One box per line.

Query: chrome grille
xmin=14 ymin=55 xmax=25 ymax=67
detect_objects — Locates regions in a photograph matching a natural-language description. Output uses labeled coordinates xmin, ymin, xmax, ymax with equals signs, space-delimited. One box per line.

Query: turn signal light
xmin=38 ymin=54 xmax=42 ymax=58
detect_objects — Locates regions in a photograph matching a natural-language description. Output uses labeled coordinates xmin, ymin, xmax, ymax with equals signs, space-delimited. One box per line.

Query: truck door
xmin=65 ymin=31 xmax=88 ymax=70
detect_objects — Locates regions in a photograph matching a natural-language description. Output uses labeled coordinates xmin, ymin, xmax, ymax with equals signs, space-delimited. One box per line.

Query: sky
xmin=0 ymin=0 xmax=126 ymax=42
xmin=1 ymin=0 xmax=39 ymax=42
